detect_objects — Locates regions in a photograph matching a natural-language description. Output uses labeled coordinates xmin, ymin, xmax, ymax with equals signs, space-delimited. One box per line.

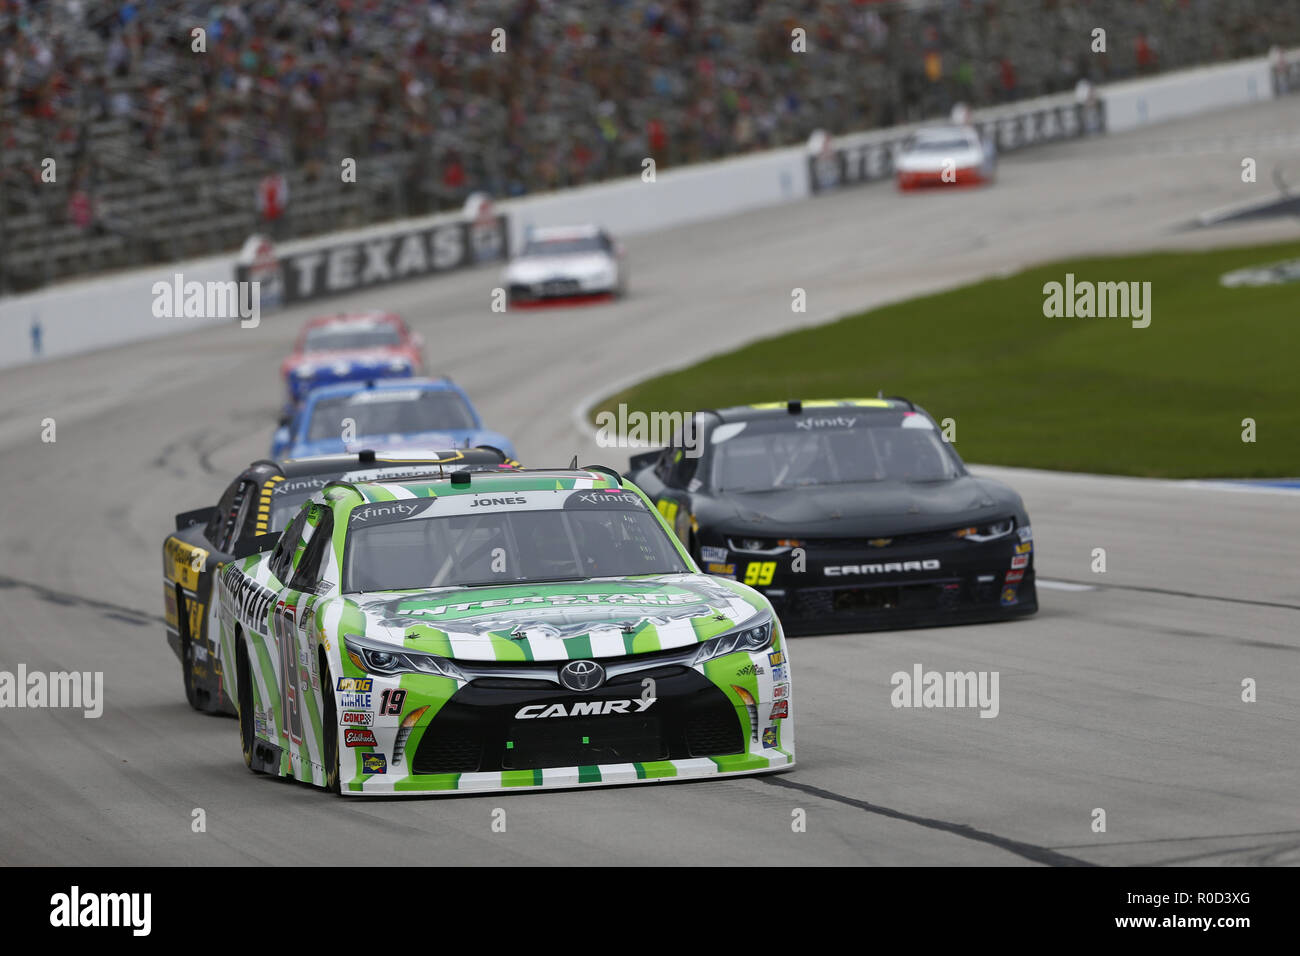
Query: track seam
xmin=760 ymin=775 xmax=1097 ymax=866
xmin=1042 ymin=577 xmax=1300 ymax=612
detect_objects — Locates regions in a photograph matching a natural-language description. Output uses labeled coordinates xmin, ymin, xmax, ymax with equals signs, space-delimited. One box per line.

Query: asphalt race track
xmin=1 ymin=99 xmax=1298 ymax=866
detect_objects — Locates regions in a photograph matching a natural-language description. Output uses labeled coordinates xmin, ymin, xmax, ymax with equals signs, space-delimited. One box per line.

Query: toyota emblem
xmin=559 ymin=659 xmax=605 ymax=692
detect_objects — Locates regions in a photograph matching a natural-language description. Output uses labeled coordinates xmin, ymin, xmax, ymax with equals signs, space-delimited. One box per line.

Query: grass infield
xmin=593 ymin=240 xmax=1300 ymax=478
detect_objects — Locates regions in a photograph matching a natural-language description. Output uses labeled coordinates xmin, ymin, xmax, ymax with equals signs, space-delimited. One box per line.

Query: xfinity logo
xmin=515 ymin=698 xmax=656 ymax=719
xmin=825 ymin=559 xmax=940 ymax=575
xmin=350 ymin=502 xmax=419 ymax=524
xmin=794 ymin=415 xmax=856 ymax=430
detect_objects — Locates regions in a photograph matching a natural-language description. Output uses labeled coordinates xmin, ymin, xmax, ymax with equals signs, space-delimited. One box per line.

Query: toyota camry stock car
xmin=627 ymin=399 xmax=1037 ymax=634
xmin=217 ymin=466 xmax=794 ymax=795
xmin=162 ymin=447 xmax=518 ymax=714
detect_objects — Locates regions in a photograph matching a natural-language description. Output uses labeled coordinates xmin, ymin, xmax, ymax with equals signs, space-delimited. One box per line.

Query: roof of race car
xmin=527 ymin=224 xmax=604 ymax=241
xmin=240 ymin=447 xmax=512 ymax=482
xmin=303 ymin=310 xmax=401 ymax=330
xmin=704 ymin=398 xmax=916 ymax=423
xmin=322 ymin=468 xmax=625 ymax=505
xmin=301 ymin=375 xmax=459 ymax=402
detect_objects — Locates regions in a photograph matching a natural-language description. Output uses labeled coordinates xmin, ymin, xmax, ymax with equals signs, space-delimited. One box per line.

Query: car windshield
xmin=909 ymin=137 xmax=972 ymax=152
xmin=304 ymin=325 xmax=402 ymax=352
xmin=709 ymin=418 xmax=962 ymax=491
xmin=306 ymin=390 xmax=475 ymax=442
xmin=343 ymin=505 xmax=687 ymax=591
xmin=521 ymin=236 xmax=606 ymax=257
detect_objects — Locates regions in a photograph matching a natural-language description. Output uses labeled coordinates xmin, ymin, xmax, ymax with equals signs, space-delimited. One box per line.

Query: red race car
xmin=280 ymin=312 xmax=425 ymax=406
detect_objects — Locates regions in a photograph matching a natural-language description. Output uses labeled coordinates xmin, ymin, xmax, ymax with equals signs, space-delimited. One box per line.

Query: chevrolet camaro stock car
xmin=216 ymin=467 xmax=794 ymax=796
xmin=627 ymin=399 xmax=1037 ymax=634
xmin=161 ymin=448 xmax=518 ymax=714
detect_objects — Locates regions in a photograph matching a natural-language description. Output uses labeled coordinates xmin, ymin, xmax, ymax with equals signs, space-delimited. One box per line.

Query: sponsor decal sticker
xmin=773 ymin=682 xmax=790 ymax=700
xmin=706 ymin=562 xmax=736 ymax=575
xmin=735 ymin=663 xmax=765 ymax=677
xmin=762 ymin=726 xmax=778 ymax=748
xmin=826 ymin=559 xmax=940 ymax=576
xmin=515 ymin=699 xmax=656 ymax=719
xmin=769 ymin=700 xmax=789 ymax=720
xmin=361 ymin=753 xmax=388 ymax=774
xmin=1004 ymin=569 xmax=1025 ymax=583
xmin=1010 ymin=554 xmax=1029 ymax=570
xmin=1015 ymin=542 xmax=1032 ymax=554
xmin=337 ymin=677 xmax=373 ymax=692
xmin=1017 ymin=525 xmax=1033 ymax=542
xmin=771 ymin=665 xmax=788 ymax=681
xmin=700 ymin=546 xmax=729 ymax=564
xmin=768 ymin=650 xmax=785 ymax=667
xmin=344 ymin=728 xmax=378 ymax=748
xmin=340 ymin=692 xmax=372 ymax=709
xmin=1001 ymin=587 xmax=1019 ymax=607
xmin=341 ymin=710 xmax=373 ymax=726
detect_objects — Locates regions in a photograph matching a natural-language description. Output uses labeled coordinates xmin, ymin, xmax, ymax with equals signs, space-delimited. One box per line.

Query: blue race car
xmin=271 ymin=377 xmax=516 ymax=460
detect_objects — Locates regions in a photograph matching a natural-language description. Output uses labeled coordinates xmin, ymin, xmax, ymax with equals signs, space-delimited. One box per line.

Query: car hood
xmin=340 ymin=576 xmax=766 ymax=662
xmin=503 ymin=254 xmax=614 ymax=282
xmin=697 ymin=476 xmax=1023 ymax=538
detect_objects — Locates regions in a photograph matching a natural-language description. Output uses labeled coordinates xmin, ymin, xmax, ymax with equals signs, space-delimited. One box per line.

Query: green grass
xmin=595 ymin=240 xmax=1300 ymax=478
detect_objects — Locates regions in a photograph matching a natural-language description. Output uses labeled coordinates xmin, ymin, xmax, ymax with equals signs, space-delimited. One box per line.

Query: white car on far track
xmin=502 ymin=225 xmax=626 ymax=305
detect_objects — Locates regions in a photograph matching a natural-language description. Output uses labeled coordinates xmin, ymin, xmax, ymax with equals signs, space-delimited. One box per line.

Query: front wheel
xmin=319 ymin=650 xmax=341 ymax=794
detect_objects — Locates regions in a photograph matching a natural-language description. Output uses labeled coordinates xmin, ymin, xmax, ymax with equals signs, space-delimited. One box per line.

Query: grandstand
xmin=2 ymin=0 xmax=1297 ymax=291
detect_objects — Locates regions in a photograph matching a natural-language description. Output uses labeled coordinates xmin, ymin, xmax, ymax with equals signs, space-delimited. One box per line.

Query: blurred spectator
xmin=2 ymin=0 xmax=1298 ymax=285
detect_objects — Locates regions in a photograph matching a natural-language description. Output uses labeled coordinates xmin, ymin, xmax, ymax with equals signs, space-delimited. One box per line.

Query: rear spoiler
xmin=174 ymin=506 xmax=216 ymax=532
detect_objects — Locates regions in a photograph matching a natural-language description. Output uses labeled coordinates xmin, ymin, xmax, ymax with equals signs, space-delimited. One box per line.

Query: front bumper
xmin=703 ymin=533 xmax=1037 ymax=635
xmin=897 ymin=166 xmax=988 ymax=189
xmin=507 ymin=277 xmax=616 ymax=303
xmin=336 ymin=648 xmax=795 ymax=796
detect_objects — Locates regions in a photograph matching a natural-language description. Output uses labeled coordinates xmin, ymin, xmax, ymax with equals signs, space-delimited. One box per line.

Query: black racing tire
xmin=236 ymin=633 xmax=264 ymax=774
xmin=320 ymin=649 xmax=341 ymax=795
xmin=177 ymin=587 xmax=202 ymax=711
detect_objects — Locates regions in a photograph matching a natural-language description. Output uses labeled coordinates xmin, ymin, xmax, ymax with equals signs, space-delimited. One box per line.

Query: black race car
xmin=161 ymin=447 xmax=519 ymax=713
xmin=626 ymin=399 xmax=1037 ymax=634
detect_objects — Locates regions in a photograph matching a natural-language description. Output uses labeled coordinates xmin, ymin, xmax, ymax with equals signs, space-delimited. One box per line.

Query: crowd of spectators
xmin=3 ymin=0 xmax=1299 ymax=285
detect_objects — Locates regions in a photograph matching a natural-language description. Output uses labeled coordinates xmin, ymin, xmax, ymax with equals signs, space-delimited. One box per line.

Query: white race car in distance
xmin=895 ymin=125 xmax=996 ymax=190
xmin=502 ymin=225 xmax=626 ymax=305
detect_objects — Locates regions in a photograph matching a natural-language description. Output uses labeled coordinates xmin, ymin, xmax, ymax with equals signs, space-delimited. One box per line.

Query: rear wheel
xmin=236 ymin=634 xmax=264 ymax=774
xmin=177 ymin=587 xmax=201 ymax=710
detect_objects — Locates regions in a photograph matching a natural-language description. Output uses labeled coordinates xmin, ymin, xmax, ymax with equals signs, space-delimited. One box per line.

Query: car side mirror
xmin=175 ymin=506 xmax=217 ymax=531
xmin=233 ymin=531 xmax=281 ymax=559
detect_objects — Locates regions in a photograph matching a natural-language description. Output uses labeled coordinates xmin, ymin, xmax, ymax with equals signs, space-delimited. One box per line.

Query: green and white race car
xmin=217 ymin=465 xmax=795 ymax=795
